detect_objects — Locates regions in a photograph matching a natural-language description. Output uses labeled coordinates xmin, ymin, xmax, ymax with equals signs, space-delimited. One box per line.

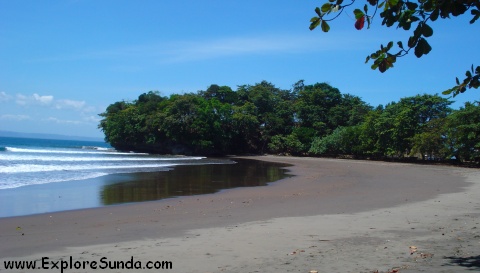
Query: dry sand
xmin=1 ymin=156 xmax=479 ymax=272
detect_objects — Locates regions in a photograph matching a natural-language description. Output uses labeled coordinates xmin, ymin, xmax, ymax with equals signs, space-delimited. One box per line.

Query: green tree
xmin=309 ymin=0 xmax=480 ymax=95
xmin=99 ymin=105 xmax=146 ymax=151
xmin=295 ymin=82 xmax=342 ymax=135
xmin=410 ymin=117 xmax=448 ymax=160
xmin=231 ymin=101 xmax=261 ymax=153
xmin=309 ymin=126 xmax=362 ymax=155
xmin=444 ymin=102 xmax=480 ymax=161
xmin=372 ymin=94 xmax=452 ymax=157
xmin=199 ymin=84 xmax=238 ymax=104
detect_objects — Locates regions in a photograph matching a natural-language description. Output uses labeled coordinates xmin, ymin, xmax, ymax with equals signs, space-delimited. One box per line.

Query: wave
xmin=4 ymin=147 xmax=149 ymax=155
xmin=81 ymin=146 xmax=115 ymax=151
xmin=0 ymin=163 xmax=179 ymax=173
xmin=0 ymin=146 xmax=5 ymax=152
xmin=0 ymin=154 xmax=206 ymax=162
xmin=0 ymin=172 xmax=109 ymax=190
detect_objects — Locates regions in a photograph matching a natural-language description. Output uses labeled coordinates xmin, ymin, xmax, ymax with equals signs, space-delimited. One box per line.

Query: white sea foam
xmin=0 ymin=172 xmax=109 ymax=190
xmin=0 ymin=154 xmax=206 ymax=162
xmin=0 ymin=163 xmax=179 ymax=173
xmin=4 ymin=147 xmax=149 ymax=155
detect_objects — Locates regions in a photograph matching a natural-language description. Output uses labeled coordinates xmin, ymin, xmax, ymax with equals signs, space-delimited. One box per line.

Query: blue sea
xmin=0 ymin=136 xmax=220 ymax=190
xmin=0 ymin=136 xmax=291 ymax=218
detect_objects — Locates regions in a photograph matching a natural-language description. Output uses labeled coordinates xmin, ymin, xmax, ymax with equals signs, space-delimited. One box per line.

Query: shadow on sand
xmin=444 ymin=255 xmax=480 ymax=270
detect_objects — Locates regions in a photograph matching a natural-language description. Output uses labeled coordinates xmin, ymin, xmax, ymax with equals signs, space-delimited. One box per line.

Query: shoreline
xmin=1 ymin=155 xmax=479 ymax=272
xmin=0 ymin=158 xmax=287 ymax=218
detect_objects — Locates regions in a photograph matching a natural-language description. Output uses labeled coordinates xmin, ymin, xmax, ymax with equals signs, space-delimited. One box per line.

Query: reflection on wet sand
xmin=100 ymin=158 xmax=292 ymax=205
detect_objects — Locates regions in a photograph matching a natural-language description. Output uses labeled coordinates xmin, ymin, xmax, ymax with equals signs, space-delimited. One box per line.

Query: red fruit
xmin=355 ymin=16 xmax=365 ymax=30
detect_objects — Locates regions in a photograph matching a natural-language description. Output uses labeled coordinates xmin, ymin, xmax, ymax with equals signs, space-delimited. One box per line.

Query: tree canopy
xmin=99 ymin=81 xmax=480 ymax=163
xmin=309 ymin=0 xmax=480 ymax=96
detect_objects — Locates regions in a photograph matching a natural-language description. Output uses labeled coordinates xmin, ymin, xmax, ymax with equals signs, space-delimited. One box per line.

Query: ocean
xmin=0 ymin=136 xmax=224 ymax=190
xmin=0 ymin=137 xmax=290 ymax=217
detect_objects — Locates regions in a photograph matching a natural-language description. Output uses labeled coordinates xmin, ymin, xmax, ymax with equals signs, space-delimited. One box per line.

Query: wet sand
xmin=1 ymin=156 xmax=479 ymax=272
xmin=0 ymin=158 xmax=289 ymax=218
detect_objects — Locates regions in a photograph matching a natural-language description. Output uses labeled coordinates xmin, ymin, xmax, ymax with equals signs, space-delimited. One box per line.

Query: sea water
xmin=0 ymin=136 xmax=224 ymax=190
xmin=0 ymin=136 xmax=292 ymax=217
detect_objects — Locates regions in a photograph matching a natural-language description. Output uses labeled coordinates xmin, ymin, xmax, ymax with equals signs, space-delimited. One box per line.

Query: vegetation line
xmin=98 ymin=80 xmax=479 ymax=163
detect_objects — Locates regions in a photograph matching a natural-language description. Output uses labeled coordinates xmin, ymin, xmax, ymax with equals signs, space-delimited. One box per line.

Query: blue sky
xmin=0 ymin=0 xmax=478 ymax=138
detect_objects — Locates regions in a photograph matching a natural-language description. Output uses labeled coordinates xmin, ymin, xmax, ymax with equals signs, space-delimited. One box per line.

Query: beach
xmin=1 ymin=155 xmax=479 ymax=272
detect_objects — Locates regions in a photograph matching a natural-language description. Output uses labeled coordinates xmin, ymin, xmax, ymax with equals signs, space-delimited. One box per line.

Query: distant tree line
xmin=99 ymin=80 xmax=480 ymax=162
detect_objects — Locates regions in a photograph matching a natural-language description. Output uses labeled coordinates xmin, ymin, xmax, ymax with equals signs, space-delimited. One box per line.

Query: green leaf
xmin=397 ymin=41 xmax=404 ymax=49
xmin=442 ymin=89 xmax=453 ymax=95
xmin=315 ymin=7 xmax=322 ymax=17
xmin=353 ymin=9 xmax=365 ymax=19
xmin=414 ymin=38 xmax=431 ymax=58
xmin=456 ymin=77 xmax=460 ymax=85
xmin=414 ymin=40 xmax=423 ymax=58
xmin=387 ymin=41 xmax=394 ymax=50
xmin=387 ymin=0 xmax=399 ymax=8
xmin=405 ymin=2 xmax=418 ymax=10
xmin=321 ymin=3 xmax=332 ymax=13
xmin=321 ymin=20 xmax=331 ymax=32
xmin=422 ymin=38 xmax=432 ymax=55
xmin=402 ymin=21 xmax=412 ymax=30
xmin=408 ymin=36 xmax=418 ymax=48
xmin=422 ymin=23 xmax=433 ymax=37
xmin=365 ymin=56 xmax=371 ymax=63
xmin=309 ymin=17 xmax=321 ymax=30
xmin=364 ymin=4 xmax=369 ymax=14
xmin=379 ymin=59 xmax=388 ymax=72
xmin=470 ymin=9 xmax=480 ymax=24
xmin=430 ymin=8 xmax=439 ymax=21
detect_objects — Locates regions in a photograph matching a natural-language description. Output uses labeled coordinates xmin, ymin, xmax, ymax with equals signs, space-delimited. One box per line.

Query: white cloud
xmin=13 ymin=93 xmax=93 ymax=113
xmin=45 ymin=117 xmax=83 ymax=125
xmin=0 ymin=114 xmax=30 ymax=121
xmin=0 ymin=91 xmax=12 ymax=102
xmin=16 ymin=93 xmax=53 ymax=106
xmin=161 ymin=35 xmax=321 ymax=63
xmin=15 ymin=94 xmax=27 ymax=106
xmin=83 ymin=115 xmax=101 ymax=123
xmin=33 ymin=93 xmax=54 ymax=104
xmin=55 ymin=99 xmax=86 ymax=110
xmin=29 ymin=33 xmax=368 ymax=65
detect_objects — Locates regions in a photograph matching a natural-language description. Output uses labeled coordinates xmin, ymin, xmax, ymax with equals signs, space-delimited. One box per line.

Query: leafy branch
xmin=310 ymin=0 xmax=480 ymax=94
xmin=443 ymin=65 xmax=480 ymax=97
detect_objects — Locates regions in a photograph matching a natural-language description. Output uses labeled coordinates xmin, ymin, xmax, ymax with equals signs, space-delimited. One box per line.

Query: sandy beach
xmin=1 ymin=155 xmax=479 ymax=273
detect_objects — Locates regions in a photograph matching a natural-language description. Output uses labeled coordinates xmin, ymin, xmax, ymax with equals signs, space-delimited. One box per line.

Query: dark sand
xmin=1 ymin=156 xmax=479 ymax=273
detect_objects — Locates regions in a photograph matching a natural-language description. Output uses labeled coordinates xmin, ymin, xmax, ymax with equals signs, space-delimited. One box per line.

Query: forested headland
xmin=99 ymin=80 xmax=480 ymax=163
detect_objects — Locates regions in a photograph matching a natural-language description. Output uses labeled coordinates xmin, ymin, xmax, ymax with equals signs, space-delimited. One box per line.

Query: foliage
xmin=309 ymin=126 xmax=362 ymax=155
xmin=308 ymin=93 xmax=462 ymax=160
xmin=99 ymin=81 xmax=370 ymax=155
xmin=99 ymin=82 xmax=479 ymax=162
xmin=444 ymin=102 xmax=480 ymax=161
xmin=310 ymin=0 xmax=479 ymax=94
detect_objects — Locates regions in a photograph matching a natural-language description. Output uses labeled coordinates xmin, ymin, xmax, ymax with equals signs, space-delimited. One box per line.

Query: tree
xmin=410 ymin=117 xmax=448 ymax=160
xmin=444 ymin=102 xmax=480 ymax=161
xmin=295 ymin=82 xmax=342 ymax=135
xmin=309 ymin=0 xmax=479 ymax=95
xmin=309 ymin=126 xmax=362 ymax=155
xmin=373 ymin=94 xmax=452 ymax=157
